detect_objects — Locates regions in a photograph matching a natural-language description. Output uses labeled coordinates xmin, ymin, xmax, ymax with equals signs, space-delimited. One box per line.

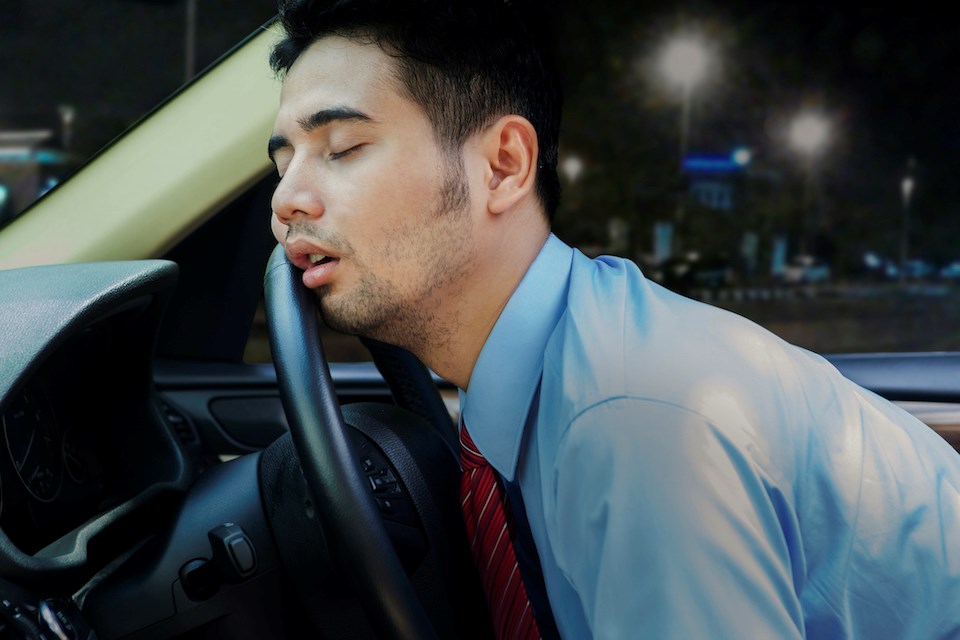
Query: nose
xmin=271 ymin=162 xmax=325 ymax=227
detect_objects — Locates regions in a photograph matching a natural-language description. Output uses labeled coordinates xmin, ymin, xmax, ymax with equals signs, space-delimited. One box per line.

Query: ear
xmin=481 ymin=115 xmax=539 ymax=215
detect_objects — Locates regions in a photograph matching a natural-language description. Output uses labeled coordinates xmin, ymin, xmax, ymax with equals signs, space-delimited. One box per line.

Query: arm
xmin=548 ymin=397 xmax=804 ymax=639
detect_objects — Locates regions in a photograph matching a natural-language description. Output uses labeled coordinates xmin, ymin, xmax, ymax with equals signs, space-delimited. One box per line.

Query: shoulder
xmin=543 ymin=250 xmax=815 ymax=426
xmin=534 ymin=250 xmax=861 ymax=494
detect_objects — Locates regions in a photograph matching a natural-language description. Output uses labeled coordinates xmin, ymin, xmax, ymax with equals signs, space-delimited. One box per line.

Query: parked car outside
xmin=940 ymin=260 xmax=960 ymax=280
xmin=783 ymin=254 xmax=831 ymax=285
xmin=861 ymin=251 xmax=900 ymax=281
xmin=901 ymin=258 xmax=936 ymax=280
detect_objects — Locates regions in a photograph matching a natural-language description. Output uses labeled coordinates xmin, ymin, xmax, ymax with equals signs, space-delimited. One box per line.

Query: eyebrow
xmin=267 ymin=106 xmax=374 ymax=163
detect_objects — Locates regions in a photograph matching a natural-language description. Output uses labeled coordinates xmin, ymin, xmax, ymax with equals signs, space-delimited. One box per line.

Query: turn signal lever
xmin=178 ymin=523 xmax=258 ymax=602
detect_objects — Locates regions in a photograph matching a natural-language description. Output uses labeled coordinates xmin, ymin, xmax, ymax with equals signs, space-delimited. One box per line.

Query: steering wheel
xmin=263 ymin=245 xmax=439 ymax=639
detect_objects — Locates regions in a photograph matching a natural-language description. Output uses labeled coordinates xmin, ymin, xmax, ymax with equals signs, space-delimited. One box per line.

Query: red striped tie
xmin=460 ymin=424 xmax=541 ymax=640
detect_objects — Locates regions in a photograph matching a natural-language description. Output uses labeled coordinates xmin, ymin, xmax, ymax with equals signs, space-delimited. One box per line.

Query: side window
xmin=549 ymin=3 xmax=955 ymax=355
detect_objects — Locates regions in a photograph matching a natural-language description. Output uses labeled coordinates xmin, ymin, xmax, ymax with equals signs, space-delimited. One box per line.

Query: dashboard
xmin=0 ymin=260 xmax=190 ymax=576
xmin=0 ymin=259 xmax=300 ymax=639
xmin=0 ymin=311 xmax=164 ymax=556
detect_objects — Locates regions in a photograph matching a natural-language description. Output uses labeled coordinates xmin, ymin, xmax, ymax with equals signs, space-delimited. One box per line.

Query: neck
xmin=420 ymin=213 xmax=550 ymax=390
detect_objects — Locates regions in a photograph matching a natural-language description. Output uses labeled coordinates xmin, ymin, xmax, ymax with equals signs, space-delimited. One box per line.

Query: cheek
xmin=339 ymin=150 xmax=449 ymax=266
xmin=341 ymin=178 xmax=427 ymax=253
xmin=351 ymin=223 xmax=416 ymax=283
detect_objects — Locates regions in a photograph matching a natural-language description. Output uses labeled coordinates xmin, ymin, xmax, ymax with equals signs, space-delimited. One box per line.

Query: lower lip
xmin=301 ymin=259 xmax=339 ymax=288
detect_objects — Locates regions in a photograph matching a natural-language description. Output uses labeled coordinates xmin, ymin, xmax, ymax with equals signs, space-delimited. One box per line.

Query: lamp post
xmin=788 ymin=112 xmax=830 ymax=255
xmin=899 ymin=158 xmax=916 ymax=283
xmin=185 ymin=0 xmax=197 ymax=82
xmin=57 ymin=104 xmax=75 ymax=151
xmin=658 ymin=35 xmax=712 ymax=257
xmin=659 ymin=38 xmax=709 ymax=171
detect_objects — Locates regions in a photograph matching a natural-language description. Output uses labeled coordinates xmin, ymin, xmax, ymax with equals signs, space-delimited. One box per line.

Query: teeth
xmin=308 ymin=253 xmax=328 ymax=265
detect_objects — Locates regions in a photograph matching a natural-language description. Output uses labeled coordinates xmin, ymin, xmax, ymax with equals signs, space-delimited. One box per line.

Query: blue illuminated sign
xmin=683 ymin=147 xmax=752 ymax=173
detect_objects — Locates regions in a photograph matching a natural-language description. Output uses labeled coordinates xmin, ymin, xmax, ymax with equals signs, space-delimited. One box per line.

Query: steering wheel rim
xmin=263 ymin=245 xmax=439 ymax=640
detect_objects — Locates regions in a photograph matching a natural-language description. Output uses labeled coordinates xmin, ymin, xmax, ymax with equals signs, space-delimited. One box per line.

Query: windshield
xmin=0 ymin=0 xmax=276 ymax=224
xmin=4 ymin=1 xmax=958 ymax=358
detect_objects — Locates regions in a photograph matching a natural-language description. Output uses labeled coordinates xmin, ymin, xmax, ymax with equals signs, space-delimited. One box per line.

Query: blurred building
xmin=0 ymin=122 xmax=76 ymax=224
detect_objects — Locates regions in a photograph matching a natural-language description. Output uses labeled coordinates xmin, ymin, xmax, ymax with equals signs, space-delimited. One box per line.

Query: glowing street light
xmin=732 ymin=147 xmax=752 ymax=167
xmin=788 ymin=113 xmax=830 ymax=157
xmin=659 ymin=37 xmax=710 ymax=93
xmin=561 ymin=155 xmax=584 ymax=183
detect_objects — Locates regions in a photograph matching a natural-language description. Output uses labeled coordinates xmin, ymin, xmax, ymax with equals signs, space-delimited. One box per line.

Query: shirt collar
xmin=460 ymin=234 xmax=573 ymax=481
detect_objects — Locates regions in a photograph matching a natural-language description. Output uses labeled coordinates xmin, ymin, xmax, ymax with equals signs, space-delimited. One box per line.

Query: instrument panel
xmin=0 ymin=259 xmax=187 ymax=576
xmin=4 ymin=382 xmax=64 ymax=504
xmin=0 ymin=324 xmax=116 ymax=555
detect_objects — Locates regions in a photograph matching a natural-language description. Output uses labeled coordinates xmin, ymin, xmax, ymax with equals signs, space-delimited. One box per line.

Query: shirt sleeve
xmin=547 ymin=397 xmax=805 ymax=639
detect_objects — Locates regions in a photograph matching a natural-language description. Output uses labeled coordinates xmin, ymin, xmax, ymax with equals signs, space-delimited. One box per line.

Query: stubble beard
xmin=315 ymin=160 xmax=473 ymax=356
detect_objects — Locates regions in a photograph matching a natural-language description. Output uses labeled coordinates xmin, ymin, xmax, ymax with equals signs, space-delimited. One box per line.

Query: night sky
xmin=552 ymin=1 xmax=960 ymax=261
xmin=2 ymin=0 xmax=958 ymax=261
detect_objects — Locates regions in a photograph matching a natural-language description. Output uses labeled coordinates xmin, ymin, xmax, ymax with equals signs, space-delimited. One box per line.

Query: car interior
xmin=2 ymin=4 xmax=960 ymax=639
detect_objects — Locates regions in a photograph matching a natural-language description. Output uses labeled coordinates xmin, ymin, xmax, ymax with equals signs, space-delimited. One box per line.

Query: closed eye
xmin=330 ymin=144 xmax=365 ymax=161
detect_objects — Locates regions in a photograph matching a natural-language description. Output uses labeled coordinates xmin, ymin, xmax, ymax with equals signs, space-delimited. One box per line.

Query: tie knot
xmin=459 ymin=424 xmax=486 ymax=471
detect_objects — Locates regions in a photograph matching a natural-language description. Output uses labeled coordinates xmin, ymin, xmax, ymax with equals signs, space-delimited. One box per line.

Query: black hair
xmin=270 ymin=0 xmax=563 ymax=220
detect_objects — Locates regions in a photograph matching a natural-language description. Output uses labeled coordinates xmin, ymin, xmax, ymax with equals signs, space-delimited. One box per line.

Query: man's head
xmin=269 ymin=0 xmax=563 ymax=219
xmin=268 ymin=0 xmax=562 ymax=385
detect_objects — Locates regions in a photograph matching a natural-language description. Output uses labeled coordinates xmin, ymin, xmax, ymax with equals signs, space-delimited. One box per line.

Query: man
xmin=267 ymin=0 xmax=960 ymax=637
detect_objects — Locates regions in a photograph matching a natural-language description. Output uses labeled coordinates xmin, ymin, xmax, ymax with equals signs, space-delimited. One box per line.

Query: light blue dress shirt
xmin=460 ymin=234 xmax=960 ymax=639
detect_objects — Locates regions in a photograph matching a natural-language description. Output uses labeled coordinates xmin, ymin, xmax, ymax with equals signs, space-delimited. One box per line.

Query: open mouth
xmin=299 ymin=252 xmax=340 ymax=289
xmin=308 ymin=254 xmax=336 ymax=266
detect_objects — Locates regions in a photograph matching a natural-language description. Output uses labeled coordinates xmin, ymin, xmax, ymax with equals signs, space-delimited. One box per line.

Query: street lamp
xmin=659 ymin=36 xmax=710 ymax=168
xmin=185 ymin=0 xmax=197 ymax=82
xmin=658 ymin=35 xmax=713 ymax=256
xmin=58 ymin=104 xmax=75 ymax=151
xmin=899 ymin=157 xmax=917 ymax=283
xmin=788 ymin=112 xmax=830 ymax=255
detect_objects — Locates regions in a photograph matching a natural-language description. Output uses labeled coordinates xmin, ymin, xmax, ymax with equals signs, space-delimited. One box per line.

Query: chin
xmin=313 ymin=284 xmax=413 ymax=347
xmin=315 ymin=295 xmax=372 ymax=337
xmin=315 ymin=300 xmax=353 ymax=335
